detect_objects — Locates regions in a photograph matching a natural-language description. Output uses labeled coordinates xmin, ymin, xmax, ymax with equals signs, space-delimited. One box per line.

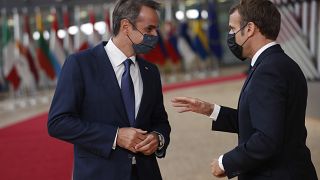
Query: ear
xmin=120 ymin=19 xmax=131 ymax=34
xmin=246 ymin=22 xmax=256 ymax=37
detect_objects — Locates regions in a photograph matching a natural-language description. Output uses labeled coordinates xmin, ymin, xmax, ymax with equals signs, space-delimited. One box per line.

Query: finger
xmin=171 ymin=103 xmax=189 ymax=107
xmin=135 ymin=134 xmax=155 ymax=149
xmin=171 ymin=97 xmax=192 ymax=103
xmin=136 ymin=143 xmax=151 ymax=152
xmin=135 ymin=129 xmax=148 ymax=134
xmin=177 ymin=108 xmax=191 ymax=113
xmin=137 ymin=142 xmax=157 ymax=153
xmin=135 ymin=138 xmax=151 ymax=149
xmin=130 ymin=146 xmax=137 ymax=153
xmin=136 ymin=135 xmax=158 ymax=151
xmin=136 ymin=133 xmax=147 ymax=141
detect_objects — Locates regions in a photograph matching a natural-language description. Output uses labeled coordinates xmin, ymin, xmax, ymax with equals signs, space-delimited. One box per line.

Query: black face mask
xmin=127 ymin=22 xmax=159 ymax=54
xmin=227 ymin=24 xmax=249 ymax=61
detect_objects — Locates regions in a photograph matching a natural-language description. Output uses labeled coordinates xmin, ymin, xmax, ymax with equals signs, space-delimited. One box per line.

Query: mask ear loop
xmin=235 ymin=23 xmax=250 ymax=47
xmin=126 ymin=19 xmax=145 ymax=46
xmin=127 ymin=34 xmax=135 ymax=44
xmin=234 ymin=23 xmax=249 ymax=34
xmin=127 ymin=20 xmax=144 ymax=36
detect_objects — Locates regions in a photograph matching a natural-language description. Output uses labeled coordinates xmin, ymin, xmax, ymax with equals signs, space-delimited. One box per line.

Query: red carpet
xmin=0 ymin=113 xmax=73 ymax=180
xmin=0 ymin=74 xmax=245 ymax=180
xmin=162 ymin=73 xmax=246 ymax=92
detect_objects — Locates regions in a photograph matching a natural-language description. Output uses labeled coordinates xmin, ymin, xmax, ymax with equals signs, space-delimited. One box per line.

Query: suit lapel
xmin=91 ymin=42 xmax=130 ymax=126
xmin=135 ymin=58 xmax=152 ymax=125
xmin=240 ymin=44 xmax=283 ymax=96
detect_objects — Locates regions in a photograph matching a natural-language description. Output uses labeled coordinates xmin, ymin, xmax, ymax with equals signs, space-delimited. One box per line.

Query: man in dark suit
xmin=48 ymin=1 xmax=171 ymax=180
xmin=172 ymin=0 xmax=317 ymax=179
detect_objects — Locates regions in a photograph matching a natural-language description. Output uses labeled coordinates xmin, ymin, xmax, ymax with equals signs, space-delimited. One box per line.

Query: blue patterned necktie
xmin=121 ymin=59 xmax=135 ymax=126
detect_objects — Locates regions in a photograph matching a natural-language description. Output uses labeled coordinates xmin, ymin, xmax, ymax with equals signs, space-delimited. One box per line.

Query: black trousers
xmin=131 ymin=165 xmax=139 ymax=180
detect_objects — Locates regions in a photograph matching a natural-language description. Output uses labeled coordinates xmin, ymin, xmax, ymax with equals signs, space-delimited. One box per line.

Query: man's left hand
xmin=135 ymin=132 xmax=159 ymax=155
xmin=211 ymin=159 xmax=226 ymax=178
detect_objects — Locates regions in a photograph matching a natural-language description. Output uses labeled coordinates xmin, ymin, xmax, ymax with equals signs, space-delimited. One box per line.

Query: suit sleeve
xmin=223 ymin=64 xmax=287 ymax=179
xmin=150 ymin=66 xmax=171 ymax=158
xmin=212 ymin=106 xmax=239 ymax=133
xmin=47 ymin=55 xmax=117 ymax=158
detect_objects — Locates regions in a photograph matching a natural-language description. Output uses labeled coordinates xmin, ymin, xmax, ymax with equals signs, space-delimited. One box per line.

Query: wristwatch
xmin=157 ymin=134 xmax=164 ymax=150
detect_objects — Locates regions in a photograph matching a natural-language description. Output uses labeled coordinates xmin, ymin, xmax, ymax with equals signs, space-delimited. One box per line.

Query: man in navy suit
xmin=48 ymin=0 xmax=171 ymax=180
xmin=172 ymin=0 xmax=317 ymax=179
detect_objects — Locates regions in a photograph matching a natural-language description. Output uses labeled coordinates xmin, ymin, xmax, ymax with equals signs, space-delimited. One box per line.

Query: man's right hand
xmin=116 ymin=128 xmax=147 ymax=153
xmin=171 ymin=97 xmax=214 ymax=116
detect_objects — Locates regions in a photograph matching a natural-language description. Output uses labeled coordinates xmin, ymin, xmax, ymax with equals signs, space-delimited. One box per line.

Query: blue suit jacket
xmin=48 ymin=42 xmax=171 ymax=180
xmin=213 ymin=45 xmax=317 ymax=180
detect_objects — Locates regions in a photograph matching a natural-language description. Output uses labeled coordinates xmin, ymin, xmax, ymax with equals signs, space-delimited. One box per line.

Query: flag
xmin=49 ymin=7 xmax=67 ymax=67
xmin=179 ymin=22 xmax=196 ymax=53
xmin=163 ymin=22 xmax=181 ymax=64
xmin=74 ymin=6 xmax=90 ymax=51
xmin=176 ymin=21 xmax=197 ymax=70
xmin=0 ymin=55 xmax=5 ymax=89
xmin=208 ymin=1 xmax=223 ymax=60
xmin=103 ymin=5 xmax=112 ymax=40
xmin=19 ymin=9 xmax=42 ymax=84
xmin=88 ymin=6 xmax=101 ymax=46
xmin=35 ymin=8 xmax=58 ymax=80
xmin=2 ymin=9 xmax=21 ymax=90
xmin=21 ymin=10 xmax=40 ymax=85
xmin=0 ymin=13 xmax=6 ymax=88
xmin=192 ymin=17 xmax=209 ymax=61
xmin=62 ymin=6 xmax=74 ymax=55
xmin=13 ymin=8 xmax=37 ymax=90
xmin=177 ymin=36 xmax=197 ymax=71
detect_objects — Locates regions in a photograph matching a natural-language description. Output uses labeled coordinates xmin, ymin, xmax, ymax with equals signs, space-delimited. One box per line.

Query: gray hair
xmin=112 ymin=0 xmax=160 ymax=36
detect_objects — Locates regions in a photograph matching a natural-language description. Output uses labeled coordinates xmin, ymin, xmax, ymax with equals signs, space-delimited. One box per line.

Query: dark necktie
xmin=121 ymin=59 xmax=135 ymax=126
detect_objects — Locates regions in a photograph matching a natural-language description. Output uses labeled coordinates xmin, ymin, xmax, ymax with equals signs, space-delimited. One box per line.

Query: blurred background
xmin=0 ymin=0 xmax=319 ymax=179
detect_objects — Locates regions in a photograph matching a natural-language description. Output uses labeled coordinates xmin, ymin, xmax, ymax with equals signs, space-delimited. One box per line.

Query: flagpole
xmin=301 ymin=0 xmax=308 ymax=37
xmin=0 ymin=9 xmax=5 ymax=91
xmin=309 ymin=0 xmax=317 ymax=57
xmin=317 ymin=1 xmax=320 ymax=75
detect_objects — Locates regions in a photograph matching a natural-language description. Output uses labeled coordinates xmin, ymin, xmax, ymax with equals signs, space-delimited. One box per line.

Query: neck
xmin=248 ymin=38 xmax=274 ymax=59
xmin=112 ymin=35 xmax=135 ymax=58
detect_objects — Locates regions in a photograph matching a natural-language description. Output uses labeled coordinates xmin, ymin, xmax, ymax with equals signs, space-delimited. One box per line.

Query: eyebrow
xmin=146 ymin=24 xmax=159 ymax=30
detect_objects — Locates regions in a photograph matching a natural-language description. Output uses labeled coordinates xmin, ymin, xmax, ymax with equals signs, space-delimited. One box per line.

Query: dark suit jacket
xmin=48 ymin=42 xmax=171 ymax=180
xmin=212 ymin=45 xmax=317 ymax=180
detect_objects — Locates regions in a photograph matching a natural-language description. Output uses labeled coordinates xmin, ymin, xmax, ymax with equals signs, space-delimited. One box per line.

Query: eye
xmin=146 ymin=27 xmax=154 ymax=33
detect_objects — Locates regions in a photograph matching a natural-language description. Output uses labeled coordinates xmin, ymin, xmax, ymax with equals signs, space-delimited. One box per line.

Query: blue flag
xmin=208 ymin=1 xmax=223 ymax=60
xmin=179 ymin=22 xmax=196 ymax=52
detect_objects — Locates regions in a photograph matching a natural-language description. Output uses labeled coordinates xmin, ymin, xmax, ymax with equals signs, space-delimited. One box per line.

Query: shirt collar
xmin=104 ymin=38 xmax=136 ymax=68
xmin=251 ymin=41 xmax=277 ymax=67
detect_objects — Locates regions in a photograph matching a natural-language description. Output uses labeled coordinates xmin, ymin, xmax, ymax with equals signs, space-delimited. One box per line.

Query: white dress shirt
xmin=105 ymin=39 xmax=143 ymax=150
xmin=210 ymin=41 xmax=277 ymax=171
xmin=105 ymin=39 xmax=165 ymax=156
xmin=105 ymin=39 xmax=143 ymax=117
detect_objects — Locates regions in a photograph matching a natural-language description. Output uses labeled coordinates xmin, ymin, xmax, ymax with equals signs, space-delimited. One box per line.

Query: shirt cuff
xmin=112 ymin=128 xmax=119 ymax=150
xmin=218 ymin=154 xmax=225 ymax=171
xmin=209 ymin=104 xmax=221 ymax=121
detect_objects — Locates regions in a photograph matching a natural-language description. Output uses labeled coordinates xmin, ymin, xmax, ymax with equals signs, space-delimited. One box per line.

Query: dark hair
xmin=229 ymin=0 xmax=281 ymax=40
xmin=112 ymin=0 xmax=160 ymax=36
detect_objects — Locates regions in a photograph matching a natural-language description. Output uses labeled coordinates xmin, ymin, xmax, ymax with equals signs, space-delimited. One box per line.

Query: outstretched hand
xmin=171 ymin=97 xmax=214 ymax=116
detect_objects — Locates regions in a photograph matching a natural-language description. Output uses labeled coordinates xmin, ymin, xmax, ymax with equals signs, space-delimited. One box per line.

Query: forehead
xmin=136 ymin=6 xmax=159 ymax=26
xmin=229 ymin=10 xmax=242 ymax=28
